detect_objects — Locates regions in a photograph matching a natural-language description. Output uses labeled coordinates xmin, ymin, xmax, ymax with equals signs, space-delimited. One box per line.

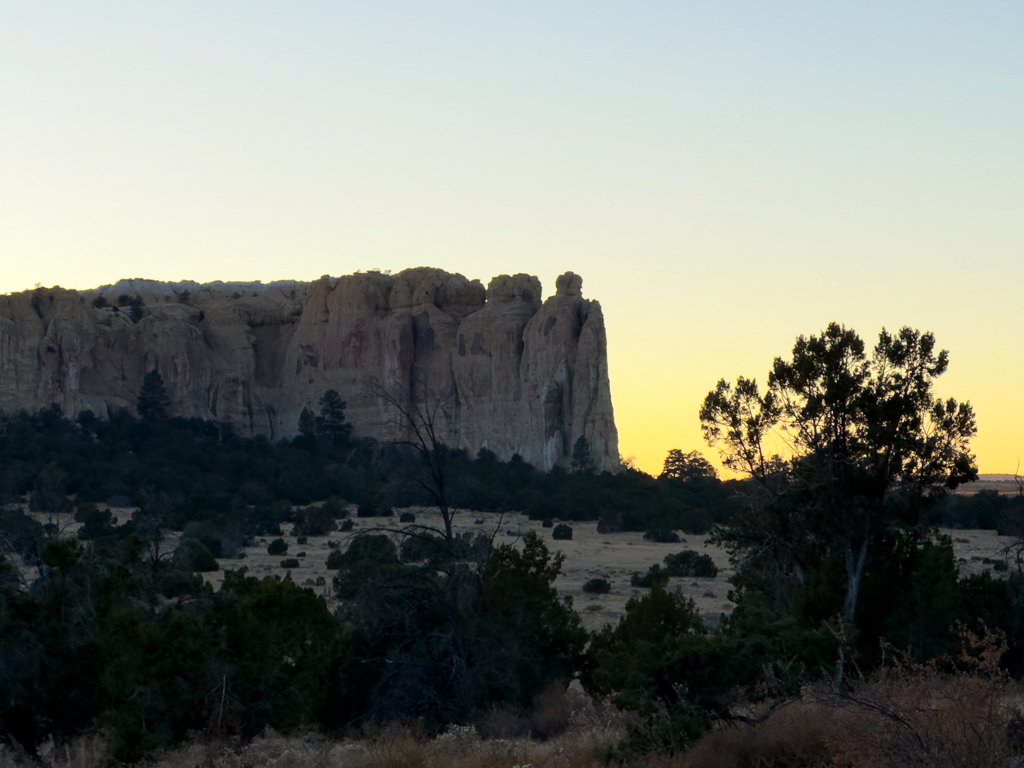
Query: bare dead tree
xmin=367 ymin=377 xmax=461 ymax=546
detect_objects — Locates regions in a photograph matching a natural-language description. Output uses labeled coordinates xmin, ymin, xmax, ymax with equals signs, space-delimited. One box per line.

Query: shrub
xmin=542 ymin=518 xmax=554 ymax=528
xmin=400 ymin=534 xmax=447 ymax=563
xmin=280 ymin=558 xmax=300 ymax=568
xmin=631 ymin=564 xmax=670 ymax=588
xmin=267 ymin=538 xmax=288 ymax=556
xmin=357 ymin=500 xmax=393 ymax=518
xmin=190 ymin=545 xmax=220 ymax=573
xmin=644 ymin=528 xmax=681 ymax=543
xmin=399 ymin=511 xmax=416 ymax=523
xmin=663 ymin=550 xmax=719 ymax=578
xmin=292 ymin=505 xmax=337 ymax=536
xmin=552 ymin=524 xmax=573 ymax=540
xmin=583 ymin=577 xmax=612 ymax=594
xmin=296 ymin=536 xmax=308 ymax=545
xmin=340 ymin=519 xmax=354 ymax=531
xmin=91 ymin=295 xmax=107 ymax=308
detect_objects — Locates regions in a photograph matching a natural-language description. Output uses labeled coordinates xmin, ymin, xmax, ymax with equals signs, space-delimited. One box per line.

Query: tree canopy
xmin=659 ymin=449 xmax=717 ymax=481
xmin=700 ymin=323 xmax=978 ymax=622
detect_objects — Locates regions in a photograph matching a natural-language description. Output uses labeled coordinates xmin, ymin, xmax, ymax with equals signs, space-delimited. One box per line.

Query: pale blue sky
xmin=2 ymin=2 xmax=1021 ymax=474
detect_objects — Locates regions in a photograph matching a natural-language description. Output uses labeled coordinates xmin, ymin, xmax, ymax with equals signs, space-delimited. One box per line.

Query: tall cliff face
xmin=0 ymin=269 xmax=620 ymax=472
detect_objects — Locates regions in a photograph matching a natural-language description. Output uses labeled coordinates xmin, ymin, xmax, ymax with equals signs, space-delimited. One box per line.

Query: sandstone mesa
xmin=0 ymin=268 xmax=619 ymax=472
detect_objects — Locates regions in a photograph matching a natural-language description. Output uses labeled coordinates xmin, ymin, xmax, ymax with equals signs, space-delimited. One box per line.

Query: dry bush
xmin=0 ymin=733 xmax=111 ymax=768
xmin=4 ymin=691 xmax=630 ymax=768
xmin=478 ymin=704 xmax=531 ymax=740
xmin=532 ymin=681 xmax=574 ymax=740
xmin=828 ymin=627 xmax=1021 ymax=768
xmin=676 ymin=702 xmax=835 ymax=768
xmin=675 ymin=625 xmax=1023 ymax=768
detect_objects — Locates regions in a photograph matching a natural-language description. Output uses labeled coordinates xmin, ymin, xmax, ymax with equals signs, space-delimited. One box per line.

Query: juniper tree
xmin=700 ymin=323 xmax=977 ymax=624
xmin=137 ymin=370 xmax=170 ymax=419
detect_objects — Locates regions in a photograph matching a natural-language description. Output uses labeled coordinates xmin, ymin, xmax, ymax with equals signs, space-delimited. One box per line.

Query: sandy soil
xmin=21 ymin=506 xmax=1017 ymax=632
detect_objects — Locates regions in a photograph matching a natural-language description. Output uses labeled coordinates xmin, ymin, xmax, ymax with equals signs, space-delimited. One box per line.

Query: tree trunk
xmin=843 ymin=540 xmax=870 ymax=623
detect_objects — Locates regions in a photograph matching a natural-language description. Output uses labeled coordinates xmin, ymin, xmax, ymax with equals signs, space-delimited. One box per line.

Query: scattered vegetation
xmin=3 ymin=322 xmax=1024 ymax=766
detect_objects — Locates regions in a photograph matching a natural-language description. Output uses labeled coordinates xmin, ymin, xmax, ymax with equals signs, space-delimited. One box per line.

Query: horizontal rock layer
xmin=0 ymin=268 xmax=619 ymax=472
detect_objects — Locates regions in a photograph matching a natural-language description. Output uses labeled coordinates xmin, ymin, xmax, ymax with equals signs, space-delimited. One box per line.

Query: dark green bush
xmin=644 ymin=528 xmax=681 ymax=543
xmin=280 ymin=558 xmax=300 ymax=568
xmin=267 ymin=538 xmax=288 ymax=556
xmin=630 ymin=564 xmax=670 ymax=588
xmin=400 ymin=534 xmax=446 ymax=562
xmin=542 ymin=518 xmax=554 ymax=528
xmin=292 ymin=505 xmax=337 ymax=536
xmin=190 ymin=544 xmax=220 ymax=573
xmin=357 ymin=500 xmax=393 ymax=518
xmin=552 ymin=524 xmax=573 ymax=540
xmin=582 ymin=577 xmax=612 ymax=594
xmin=399 ymin=511 xmax=416 ymax=523
xmin=663 ymin=550 xmax=718 ymax=578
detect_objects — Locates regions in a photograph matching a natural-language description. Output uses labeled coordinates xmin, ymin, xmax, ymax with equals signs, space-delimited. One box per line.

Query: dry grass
xmin=4 ymin=667 xmax=1020 ymax=768
xmin=671 ymin=627 xmax=1024 ymax=768
xmin=1 ymin=693 xmax=628 ymax=768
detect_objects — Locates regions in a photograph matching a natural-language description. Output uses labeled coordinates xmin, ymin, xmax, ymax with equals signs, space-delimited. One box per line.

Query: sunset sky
xmin=2 ymin=2 xmax=1021 ymax=476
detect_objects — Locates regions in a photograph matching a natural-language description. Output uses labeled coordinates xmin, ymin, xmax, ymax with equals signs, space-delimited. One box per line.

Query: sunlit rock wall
xmin=0 ymin=268 xmax=620 ymax=472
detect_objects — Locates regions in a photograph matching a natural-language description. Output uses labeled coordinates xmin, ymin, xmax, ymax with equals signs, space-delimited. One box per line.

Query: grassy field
xmin=28 ymin=503 xmax=1013 ymax=633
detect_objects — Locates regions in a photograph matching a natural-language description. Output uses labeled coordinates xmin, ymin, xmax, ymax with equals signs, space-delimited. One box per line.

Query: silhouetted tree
xmin=315 ymin=390 xmax=352 ymax=445
xmin=137 ymin=370 xmax=170 ymax=419
xmin=297 ymin=407 xmax=317 ymax=438
xmin=368 ymin=379 xmax=459 ymax=545
xmin=659 ymin=449 xmax=717 ymax=481
xmin=701 ymin=323 xmax=977 ymax=624
xmin=570 ymin=435 xmax=595 ymax=474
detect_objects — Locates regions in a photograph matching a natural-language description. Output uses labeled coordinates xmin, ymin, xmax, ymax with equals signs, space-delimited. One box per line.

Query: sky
xmin=1 ymin=2 xmax=1022 ymax=476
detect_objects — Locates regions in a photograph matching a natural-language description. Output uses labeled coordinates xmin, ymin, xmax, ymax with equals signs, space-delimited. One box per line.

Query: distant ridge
xmin=958 ymin=474 xmax=1022 ymax=495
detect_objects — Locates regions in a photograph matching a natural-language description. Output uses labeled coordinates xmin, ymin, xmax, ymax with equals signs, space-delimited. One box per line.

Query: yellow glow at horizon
xmin=1 ymin=4 xmax=1021 ymax=479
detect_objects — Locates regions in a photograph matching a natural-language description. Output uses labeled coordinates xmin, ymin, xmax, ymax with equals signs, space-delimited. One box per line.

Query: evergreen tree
xmin=297 ymin=407 xmax=317 ymax=438
xmin=137 ymin=370 xmax=170 ymax=419
xmin=315 ymin=390 xmax=352 ymax=445
xmin=570 ymin=435 xmax=595 ymax=474
xmin=659 ymin=449 xmax=717 ymax=481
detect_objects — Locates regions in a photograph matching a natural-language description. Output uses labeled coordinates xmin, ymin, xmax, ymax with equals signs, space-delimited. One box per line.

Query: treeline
xmin=0 ymin=405 xmax=741 ymax=541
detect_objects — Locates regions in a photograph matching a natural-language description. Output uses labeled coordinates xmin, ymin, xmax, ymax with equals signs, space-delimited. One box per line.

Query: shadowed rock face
xmin=0 ymin=268 xmax=619 ymax=472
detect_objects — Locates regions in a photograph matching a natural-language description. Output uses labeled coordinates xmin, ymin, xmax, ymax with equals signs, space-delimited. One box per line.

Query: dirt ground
xmin=23 ymin=506 xmax=1016 ymax=633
